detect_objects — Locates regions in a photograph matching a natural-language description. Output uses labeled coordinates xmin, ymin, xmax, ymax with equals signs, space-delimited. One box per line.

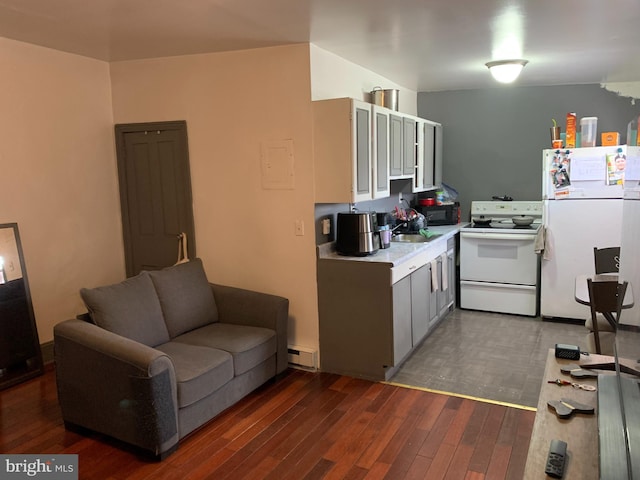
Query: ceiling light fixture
xmin=485 ymin=59 xmax=528 ymax=83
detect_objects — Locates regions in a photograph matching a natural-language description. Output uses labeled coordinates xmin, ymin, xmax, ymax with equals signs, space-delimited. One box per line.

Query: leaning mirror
xmin=0 ymin=223 xmax=43 ymax=390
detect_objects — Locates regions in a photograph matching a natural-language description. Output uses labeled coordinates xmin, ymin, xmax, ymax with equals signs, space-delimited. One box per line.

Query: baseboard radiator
xmin=287 ymin=345 xmax=317 ymax=371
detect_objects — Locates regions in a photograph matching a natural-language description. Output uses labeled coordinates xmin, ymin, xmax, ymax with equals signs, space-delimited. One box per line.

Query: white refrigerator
xmin=540 ymin=146 xmax=628 ymax=321
xmin=620 ymin=147 xmax=640 ymax=327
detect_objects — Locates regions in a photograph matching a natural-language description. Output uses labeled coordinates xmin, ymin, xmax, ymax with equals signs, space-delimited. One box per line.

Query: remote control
xmin=545 ymin=439 xmax=567 ymax=478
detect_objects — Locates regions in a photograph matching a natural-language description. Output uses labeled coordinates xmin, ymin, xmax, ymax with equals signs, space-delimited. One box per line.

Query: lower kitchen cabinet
xmin=317 ymin=243 xmax=456 ymax=381
xmin=410 ymin=263 xmax=432 ymax=345
xmin=437 ymin=246 xmax=456 ymax=319
xmin=317 ymin=260 xmax=395 ymax=380
xmin=392 ymin=275 xmax=413 ymax=364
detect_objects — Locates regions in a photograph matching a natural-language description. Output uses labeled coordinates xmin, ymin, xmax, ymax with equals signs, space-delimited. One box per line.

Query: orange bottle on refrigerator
xmin=566 ymin=113 xmax=577 ymax=148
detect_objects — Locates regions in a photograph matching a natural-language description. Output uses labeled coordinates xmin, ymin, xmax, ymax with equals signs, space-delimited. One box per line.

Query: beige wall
xmin=0 ymin=37 xmax=416 ymax=359
xmin=310 ymin=45 xmax=418 ymax=115
xmin=110 ymin=44 xmax=318 ymax=350
xmin=0 ymin=38 xmax=124 ymax=343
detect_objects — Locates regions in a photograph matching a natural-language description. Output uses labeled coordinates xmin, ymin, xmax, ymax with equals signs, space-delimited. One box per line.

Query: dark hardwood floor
xmin=0 ymin=365 xmax=534 ymax=479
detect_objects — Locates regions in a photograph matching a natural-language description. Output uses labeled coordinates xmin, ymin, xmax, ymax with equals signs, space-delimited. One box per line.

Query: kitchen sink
xmin=391 ymin=233 xmax=441 ymax=243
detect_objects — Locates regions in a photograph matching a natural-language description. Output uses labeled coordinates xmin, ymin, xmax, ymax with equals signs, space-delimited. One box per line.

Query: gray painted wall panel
xmin=418 ymin=84 xmax=640 ymax=220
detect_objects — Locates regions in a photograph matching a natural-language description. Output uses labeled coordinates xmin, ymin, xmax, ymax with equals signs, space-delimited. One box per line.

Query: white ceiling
xmin=1 ymin=0 xmax=640 ymax=92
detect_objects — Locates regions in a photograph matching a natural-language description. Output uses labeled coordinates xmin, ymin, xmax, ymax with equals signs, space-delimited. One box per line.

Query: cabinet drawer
xmin=391 ymin=251 xmax=431 ymax=284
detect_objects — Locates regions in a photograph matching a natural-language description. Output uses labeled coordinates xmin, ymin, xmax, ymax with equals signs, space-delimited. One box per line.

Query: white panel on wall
xmin=261 ymin=139 xmax=295 ymax=190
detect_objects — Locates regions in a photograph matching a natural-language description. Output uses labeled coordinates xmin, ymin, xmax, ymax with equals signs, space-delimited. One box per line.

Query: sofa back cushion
xmin=149 ymin=258 xmax=219 ymax=338
xmin=80 ymin=272 xmax=170 ymax=347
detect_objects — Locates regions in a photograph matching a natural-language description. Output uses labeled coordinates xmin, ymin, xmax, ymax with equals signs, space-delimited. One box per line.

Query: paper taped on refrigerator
xmin=543 ymin=147 xmax=625 ymax=200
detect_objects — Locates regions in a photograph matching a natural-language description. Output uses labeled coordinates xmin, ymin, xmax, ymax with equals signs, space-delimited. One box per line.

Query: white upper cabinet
xmin=414 ymin=119 xmax=438 ymax=192
xmin=389 ymin=112 xmax=415 ymax=180
xmin=402 ymin=116 xmax=417 ymax=177
xmin=313 ymin=98 xmax=373 ymax=203
xmin=372 ymin=106 xmax=391 ymax=199
xmin=390 ymin=111 xmax=442 ymax=185
xmin=313 ymin=97 xmax=442 ymax=202
xmin=389 ymin=113 xmax=404 ymax=178
xmin=434 ymin=123 xmax=443 ymax=187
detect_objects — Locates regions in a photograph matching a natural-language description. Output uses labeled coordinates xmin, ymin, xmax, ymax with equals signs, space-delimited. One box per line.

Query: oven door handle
xmin=461 ymin=232 xmax=537 ymax=241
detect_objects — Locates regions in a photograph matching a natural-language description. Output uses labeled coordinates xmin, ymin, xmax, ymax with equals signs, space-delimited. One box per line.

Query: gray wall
xmin=418 ymin=84 xmax=640 ymax=220
xmin=314 ymin=179 xmax=416 ymax=245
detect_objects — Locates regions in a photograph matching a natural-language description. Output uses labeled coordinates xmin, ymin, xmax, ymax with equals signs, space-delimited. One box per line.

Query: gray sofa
xmin=53 ymin=258 xmax=289 ymax=459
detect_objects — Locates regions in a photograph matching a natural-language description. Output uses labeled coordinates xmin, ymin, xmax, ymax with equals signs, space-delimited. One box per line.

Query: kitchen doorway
xmin=114 ymin=121 xmax=195 ymax=277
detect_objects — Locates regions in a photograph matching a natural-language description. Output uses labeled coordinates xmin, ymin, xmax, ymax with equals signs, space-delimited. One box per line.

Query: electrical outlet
xmin=295 ymin=220 xmax=305 ymax=236
xmin=322 ymin=218 xmax=331 ymax=235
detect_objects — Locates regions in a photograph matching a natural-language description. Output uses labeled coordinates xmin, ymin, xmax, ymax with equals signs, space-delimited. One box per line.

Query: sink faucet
xmin=391 ymin=221 xmax=408 ymax=234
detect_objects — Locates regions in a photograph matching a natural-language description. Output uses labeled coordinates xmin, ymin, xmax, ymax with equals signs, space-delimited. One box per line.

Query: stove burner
xmin=469 ymin=221 xmax=538 ymax=230
xmin=468 ymin=201 xmax=543 ymax=235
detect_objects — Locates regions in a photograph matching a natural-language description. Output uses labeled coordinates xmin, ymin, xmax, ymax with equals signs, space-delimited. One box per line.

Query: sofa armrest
xmin=210 ymin=283 xmax=289 ymax=374
xmin=54 ymin=319 xmax=179 ymax=457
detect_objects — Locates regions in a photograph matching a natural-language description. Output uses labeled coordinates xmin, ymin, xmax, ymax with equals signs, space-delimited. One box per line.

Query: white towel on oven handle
xmin=534 ymin=226 xmax=552 ymax=260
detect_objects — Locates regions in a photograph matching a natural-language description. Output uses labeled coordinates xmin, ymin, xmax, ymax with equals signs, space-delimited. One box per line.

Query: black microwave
xmin=418 ymin=202 xmax=460 ymax=225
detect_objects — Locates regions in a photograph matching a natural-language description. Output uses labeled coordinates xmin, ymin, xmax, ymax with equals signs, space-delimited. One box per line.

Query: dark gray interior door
xmin=115 ymin=121 xmax=195 ymax=277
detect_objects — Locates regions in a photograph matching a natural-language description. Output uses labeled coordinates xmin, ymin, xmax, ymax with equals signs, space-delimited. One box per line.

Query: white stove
xmin=460 ymin=201 xmax=543 ymax=316
xmin=468 ymin=201 xmax=543 ymax=233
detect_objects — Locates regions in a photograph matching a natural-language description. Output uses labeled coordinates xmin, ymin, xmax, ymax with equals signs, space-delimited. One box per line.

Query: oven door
xmin=460 ymin=231 xmax=538 ymax=285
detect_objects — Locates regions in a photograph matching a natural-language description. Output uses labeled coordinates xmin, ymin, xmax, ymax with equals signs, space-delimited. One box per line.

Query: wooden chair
xmin=585 ymin=278 xmax=627 ymax=354
xmin=593 ymin=246 xmax=620 ymax=274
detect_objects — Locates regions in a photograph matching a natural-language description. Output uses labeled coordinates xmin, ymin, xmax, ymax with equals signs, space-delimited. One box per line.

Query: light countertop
xmin=317 ymin=224 xmax=466 ymax=267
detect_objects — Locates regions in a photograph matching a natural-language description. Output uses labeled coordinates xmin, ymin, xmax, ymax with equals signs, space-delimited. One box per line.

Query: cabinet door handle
xmin=409 ymin=265 xmax=417 ymax=270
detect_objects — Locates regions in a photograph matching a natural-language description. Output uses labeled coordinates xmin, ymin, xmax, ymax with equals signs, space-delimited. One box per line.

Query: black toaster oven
xmin=418 ymin=202 xmax=460 ymax=225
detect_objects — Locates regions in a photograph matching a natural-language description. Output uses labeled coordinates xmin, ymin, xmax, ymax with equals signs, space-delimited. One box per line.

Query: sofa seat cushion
xmin=173 ymin=323 xmax=276 ymax=376
xmin=155 ymin=341 xmax=233 ymax=408
xmin=80 ymin=272 xmax=170 ymax=347
xmin=149 ymin=259 xmax=219 ymax=338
